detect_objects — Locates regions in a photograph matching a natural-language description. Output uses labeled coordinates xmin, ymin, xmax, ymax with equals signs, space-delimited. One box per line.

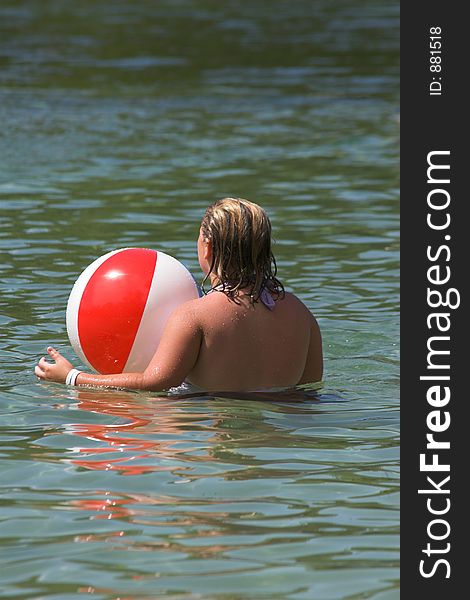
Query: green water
xmin=0 ymin=1 xmax=399 ymax=598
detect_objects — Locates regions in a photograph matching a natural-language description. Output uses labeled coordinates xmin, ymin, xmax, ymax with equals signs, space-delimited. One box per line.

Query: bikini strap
xmin=259 ymin=287 xmax=275 ymax=310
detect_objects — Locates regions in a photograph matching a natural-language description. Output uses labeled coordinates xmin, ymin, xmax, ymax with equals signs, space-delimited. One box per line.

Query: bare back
xmin=186 ymin=291 xmax=322 ymax=391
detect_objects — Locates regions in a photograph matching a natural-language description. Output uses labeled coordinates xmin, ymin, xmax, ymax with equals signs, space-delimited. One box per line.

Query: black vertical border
xmin=401 ymin=2 xmax=466 ymax=596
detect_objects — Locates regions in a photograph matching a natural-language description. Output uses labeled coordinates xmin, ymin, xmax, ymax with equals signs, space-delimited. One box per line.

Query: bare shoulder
xmin=283 ymin=293 xmax=322 ymax=383
xmin=174 ymin=296 xmax=205 ymax=313
xmin=168 ymin=293 xmax=223 ymax=324
xmin=166 ymin=297 xmax=203 ymax=327
xmin=278 ymin=291 xmax=318 ymax=322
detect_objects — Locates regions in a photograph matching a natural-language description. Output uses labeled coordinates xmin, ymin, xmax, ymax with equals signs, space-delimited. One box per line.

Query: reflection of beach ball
xmin=66 ymin=248 xmax=200 ymax=374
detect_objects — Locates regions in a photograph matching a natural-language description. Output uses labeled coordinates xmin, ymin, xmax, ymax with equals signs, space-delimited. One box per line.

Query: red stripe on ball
xmin=77 ymin=248 xmax=157 ymax=374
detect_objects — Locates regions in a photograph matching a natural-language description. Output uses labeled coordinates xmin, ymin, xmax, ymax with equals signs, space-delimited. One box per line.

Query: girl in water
xmin=35 ymin=197 xmax=323 ymax=392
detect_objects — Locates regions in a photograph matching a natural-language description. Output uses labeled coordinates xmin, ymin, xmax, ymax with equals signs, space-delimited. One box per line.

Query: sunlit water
xmin=0 ymin=1 xmax=399 ymax=598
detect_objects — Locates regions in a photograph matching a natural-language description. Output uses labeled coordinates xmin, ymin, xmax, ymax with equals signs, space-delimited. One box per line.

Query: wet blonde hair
xmin=200 ymin=197 xmax=284 ymax=303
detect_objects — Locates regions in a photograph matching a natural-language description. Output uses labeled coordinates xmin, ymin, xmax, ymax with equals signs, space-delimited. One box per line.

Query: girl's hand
xmin=35 ymin=347 xmax=74 ymax=384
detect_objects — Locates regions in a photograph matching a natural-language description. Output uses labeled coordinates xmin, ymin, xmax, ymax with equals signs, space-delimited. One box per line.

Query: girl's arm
xmin=35 ymin=301 xmax=202 ymax=391
xmin=298 ymin=315 xmax=323 ymax=385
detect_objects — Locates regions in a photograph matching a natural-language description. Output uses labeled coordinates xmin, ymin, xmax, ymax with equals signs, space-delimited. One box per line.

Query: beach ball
xmin=66 ymin=248 xmax=200 ymax=374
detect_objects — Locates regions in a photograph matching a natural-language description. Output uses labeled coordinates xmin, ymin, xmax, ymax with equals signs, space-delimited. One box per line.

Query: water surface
xmin=0 ymin=1 xmax=399 ymax=598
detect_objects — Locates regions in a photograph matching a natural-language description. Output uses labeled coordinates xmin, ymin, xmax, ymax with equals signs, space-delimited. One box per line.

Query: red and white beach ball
xmin=66 ymin=248 xmax=200 ymax=374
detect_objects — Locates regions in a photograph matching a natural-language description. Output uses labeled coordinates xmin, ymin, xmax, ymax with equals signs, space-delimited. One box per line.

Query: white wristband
xmin=66 ymin=368 xmax=82 ymax=386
